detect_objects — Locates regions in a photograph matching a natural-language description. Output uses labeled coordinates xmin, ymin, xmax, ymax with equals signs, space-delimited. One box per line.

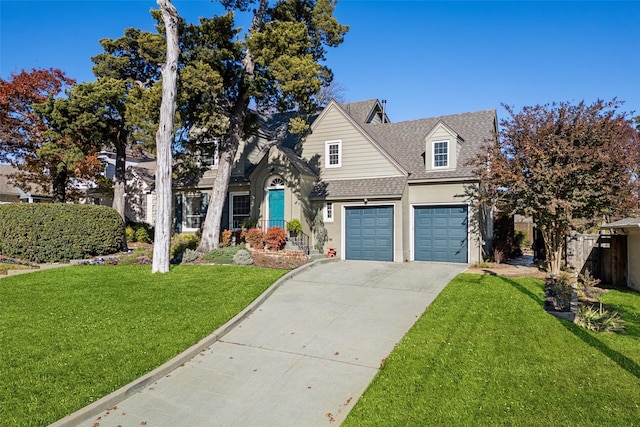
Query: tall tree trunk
xmin=51 ymin=169 xmax=67 ymax=203
xmin=112 ymin=129 xmax=128 ymax=220
xmin=152 ymin=0 xmax=180 ymax=273
xmin=196 ymin=0 xmax=268 ymax=254
xmin=540 ymin=225 xmax=566 ymax=276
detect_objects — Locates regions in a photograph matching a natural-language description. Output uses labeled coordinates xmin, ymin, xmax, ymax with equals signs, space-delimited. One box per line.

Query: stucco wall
xmin=250 ymin=148 xmax=316 ymax=237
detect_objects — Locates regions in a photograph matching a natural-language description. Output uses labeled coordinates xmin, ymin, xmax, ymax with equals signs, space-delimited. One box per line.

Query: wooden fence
xmin=565 ymin=233 xmax=627 ymax=287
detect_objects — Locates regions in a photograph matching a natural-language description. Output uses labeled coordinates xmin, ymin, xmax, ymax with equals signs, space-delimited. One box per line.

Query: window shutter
xmin=174 ymin=194 xmax=183 ymax=233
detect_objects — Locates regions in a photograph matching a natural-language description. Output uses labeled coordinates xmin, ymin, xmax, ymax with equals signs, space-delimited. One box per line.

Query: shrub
xmin=313 ymin=211 xmax=327 ymax=252
xmin=0 ymin=203 xmax=124 ymax=263
xmin=202 ymin=245 xmax=245 ymax=265
xmin=134 ymin=225 xmax=152 ymax=243
xmin=245 ymin=228 xmax=265 ymax=249
xmin=577 ymin=303 xmax=625 ymax=333
xmin=544 ymin=273 xmax=574 ymax=312
xmin=287 ymin=218 xmax=302 ymax=234
xmin=514 ymin=230 xmax=531 ymax=249
xmin=233 ymin=249 xmax=253 ymax=265
xmin=170 ymin=233 xmax=200 ymax=261
xmin=265 ymin=226 xmax=287 ymax=250
xmin=181 ymin=248 xmax=199 ymax=263
xmin=577 ymin=269 xmax=604 ymax=299
xmin=125 ymin=226 xmax=136 ymax=242
xmin=220 ymin=229 xmax=232 ymax=247
xmin=118 ymin=246 xmax=153 ymax=265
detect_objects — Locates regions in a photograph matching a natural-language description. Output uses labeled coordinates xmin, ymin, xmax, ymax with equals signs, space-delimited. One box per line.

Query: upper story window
xmin=200 ymin=140 xmax=219 ymax=169
xmin=325 ymin=140 xmax=342 ymax=168
xmin=433 ymin=140 xmax=449 ymax=168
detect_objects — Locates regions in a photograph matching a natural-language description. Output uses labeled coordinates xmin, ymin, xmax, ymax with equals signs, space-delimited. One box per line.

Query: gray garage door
xmin=414 ymin=205 xmax=468 ymax=263
xmin=345 ymin=206 xmax=393 ymax=261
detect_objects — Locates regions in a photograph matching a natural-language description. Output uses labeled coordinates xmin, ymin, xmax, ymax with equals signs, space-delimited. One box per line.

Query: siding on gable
xmin=302 ymin=106 xmax=403 ymax=180
xmin=425 ymin=124 xmax=460 ymax=171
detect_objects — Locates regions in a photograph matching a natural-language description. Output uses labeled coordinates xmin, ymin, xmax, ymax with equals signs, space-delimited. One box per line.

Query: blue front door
xmin=268 ymin=189 xmax=284 ymax=228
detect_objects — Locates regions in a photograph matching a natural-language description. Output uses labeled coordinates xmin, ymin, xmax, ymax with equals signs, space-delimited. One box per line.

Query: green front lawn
xmin=344 ymin=274 xmax=640 ymax=426
xmin=0 ymin=265 xmax=286 ymax=427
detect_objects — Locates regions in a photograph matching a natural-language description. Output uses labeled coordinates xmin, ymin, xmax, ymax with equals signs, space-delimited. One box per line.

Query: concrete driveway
xmin=57 ymin=260 xmax=466 ymax=427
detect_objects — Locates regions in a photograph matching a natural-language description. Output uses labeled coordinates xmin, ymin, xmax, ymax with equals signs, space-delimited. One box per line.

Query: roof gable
xmin=304 ymin=101 xmax=407 ymax=177
xmin=361 ymin=109 xmax=497 ymax=181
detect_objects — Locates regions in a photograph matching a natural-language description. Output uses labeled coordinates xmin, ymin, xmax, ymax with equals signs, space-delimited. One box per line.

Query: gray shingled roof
xmin=356 ymin=109 xmax=497 ymax=181
xmin=278 ymin=146 xmax=317 ymax=177
xmin=307 ymin=102 xmax=495 ymax=199
xmin=310 ymin=176 xmax=407 ymax=199
xmin=340 ymin=99 xmax=380 ymax=124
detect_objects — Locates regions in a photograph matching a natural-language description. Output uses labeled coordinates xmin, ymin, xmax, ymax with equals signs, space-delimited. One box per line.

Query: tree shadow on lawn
xmin=497 ymin=275 xmax=640 ymax=380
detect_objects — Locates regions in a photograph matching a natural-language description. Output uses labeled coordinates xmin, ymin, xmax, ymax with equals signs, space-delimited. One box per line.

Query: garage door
xmin=414 ymin=205 xmax=468 ymax=263
xmin=345 ymin=206 xmax=393 ymax=261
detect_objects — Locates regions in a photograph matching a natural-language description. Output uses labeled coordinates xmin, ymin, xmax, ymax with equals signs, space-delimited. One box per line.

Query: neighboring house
xmin=174 ymin=99 xmax=496 ymax=264
xmin=601 ymin=218 xmax=640 ymax=292
xmin=0 ymin=164 xmax=52 ymax=203
xmin=87 ymin=150 xmax=157 ymax=225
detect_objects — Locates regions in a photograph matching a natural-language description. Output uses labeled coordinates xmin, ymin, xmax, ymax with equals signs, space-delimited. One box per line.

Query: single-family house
xmin=174 ymin=99 xmax=497 ymax=263
xmin=0 ymin=164 xmax=52 ymax=203
xmin=88 ymin=150 xmax=157 ymax=225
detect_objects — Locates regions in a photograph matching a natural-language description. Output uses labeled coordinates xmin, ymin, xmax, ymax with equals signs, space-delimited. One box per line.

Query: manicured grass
xmin=0 ymin=264 xmax=286 ymax=427
xmin=344 ymin=274 xmax=640 ymax=426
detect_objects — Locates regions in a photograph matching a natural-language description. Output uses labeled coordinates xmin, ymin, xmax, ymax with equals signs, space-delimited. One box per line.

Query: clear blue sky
xmin=1 ymin=1 xmax=638 ymax=122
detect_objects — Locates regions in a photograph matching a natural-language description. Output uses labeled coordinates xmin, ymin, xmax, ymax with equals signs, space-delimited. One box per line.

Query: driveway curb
xmin=49 ymin=258 xmax=337 ymax=427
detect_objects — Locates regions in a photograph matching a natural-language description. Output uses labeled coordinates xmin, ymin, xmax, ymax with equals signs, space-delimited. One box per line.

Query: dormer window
xmin=433 ymin=140 xmax=449 ymax=168
xmin=325 ymin=140 xmax=342 ymax=168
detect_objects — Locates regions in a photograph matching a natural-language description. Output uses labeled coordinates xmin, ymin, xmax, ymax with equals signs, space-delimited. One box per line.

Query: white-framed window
xmin=184 ymin=193 xmax=203 ymax=230
xmin=198 ymin=139 xmax=219 ymax=169
xmin=201 ymin=145 xmax=219 ymax=169
xmin=323 ymin=202 xmax=334 ymax=222
xmin=325 ymin=140 xmax=342 ymax=168
xmin=230 ymin=192 xmax=250 ymax=229
xmin=433 ymin=140 xmax=449 ymax=168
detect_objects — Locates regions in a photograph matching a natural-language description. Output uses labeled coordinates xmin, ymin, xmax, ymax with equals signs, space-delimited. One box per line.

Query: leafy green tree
xmin=0 ymin=68 xmax=102 ymax=202
xmin=189 ymin=0 xmax=349 ymax=253
xmin=472 ymin=99 xmax=640 ymax=275
xmin=89 ymin=25 xmax=165 ymax=218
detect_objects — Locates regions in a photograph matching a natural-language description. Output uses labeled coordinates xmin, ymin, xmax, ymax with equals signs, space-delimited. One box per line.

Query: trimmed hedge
xmin=0 ymin=203 xmax=125 ymax=263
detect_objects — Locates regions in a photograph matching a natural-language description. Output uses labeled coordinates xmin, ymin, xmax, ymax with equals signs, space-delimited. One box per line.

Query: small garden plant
xmin=577 ymin=303 xmax=626 ymax=333
xmin=264 ymin=226 xmax=286 ymax=250
xmin=245 ymin=228 xmax=265 ymax=249
xmin=286 ymin=218 xmax=302 ymax=235
xmin=544 ymin=273 xmax=574 ymax=311
xmin=202 ymin=245 xmax=247 ymax=264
